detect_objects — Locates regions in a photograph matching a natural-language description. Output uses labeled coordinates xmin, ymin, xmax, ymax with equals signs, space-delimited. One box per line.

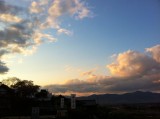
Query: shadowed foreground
xmin=1 ymin=80 xmax=160 ymax=119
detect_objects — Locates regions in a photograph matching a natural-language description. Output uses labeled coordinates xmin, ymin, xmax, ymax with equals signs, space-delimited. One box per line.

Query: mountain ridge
xmin=77 ymin=91 xmax=160 ymax=105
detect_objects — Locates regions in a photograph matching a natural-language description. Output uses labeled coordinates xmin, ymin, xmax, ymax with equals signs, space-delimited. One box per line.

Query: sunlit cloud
xmin=0 ymin=14 xmax=22 ymax=23
xmin=44 ymin=44 xmax=160 ymax=95
xmin=146 ymin=44 xmax=160 ymax=63
xmin=81 ymin=69 xmax=96 ymax=76
xmin=107 ymin=50 xmax=158 ymax=77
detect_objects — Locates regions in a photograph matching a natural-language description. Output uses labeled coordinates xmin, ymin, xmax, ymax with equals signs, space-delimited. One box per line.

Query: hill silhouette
xmin=78 ymin=91 xmax=160 ymax=105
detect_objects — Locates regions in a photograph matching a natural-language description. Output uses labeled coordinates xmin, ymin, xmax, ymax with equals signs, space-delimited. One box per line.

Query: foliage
xmin=2 ymin=77 xmax=39 ymax=98
xmin=11 ymin=80 xmax=40 ymax=98
xmin=2 ymin=77 xmax=20 ymax=87
xmin=35 ymin=89 xmax=49 ymax=98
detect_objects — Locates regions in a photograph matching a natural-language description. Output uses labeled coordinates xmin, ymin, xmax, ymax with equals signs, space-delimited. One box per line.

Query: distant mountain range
xmin=77 ymin=91 xmax=160 ymax=105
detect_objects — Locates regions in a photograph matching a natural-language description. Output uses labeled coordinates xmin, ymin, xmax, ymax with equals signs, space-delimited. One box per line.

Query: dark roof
xmin=0 ymin=84 xmax=14 ymax=95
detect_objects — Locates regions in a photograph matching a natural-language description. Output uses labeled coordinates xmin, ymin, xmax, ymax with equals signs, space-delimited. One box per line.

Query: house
xmin=0 ymin=83 xmax=14 ymax=116
xmin=0 ymin=83 xmax=14 ymax=97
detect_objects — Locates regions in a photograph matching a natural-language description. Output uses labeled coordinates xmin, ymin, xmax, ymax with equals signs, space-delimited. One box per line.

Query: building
xmin=0 ymin=83 xmax=14 ymax=116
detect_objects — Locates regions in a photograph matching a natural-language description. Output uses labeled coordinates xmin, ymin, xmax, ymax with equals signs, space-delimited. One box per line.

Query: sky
xmin=0 ymin=0 xmax=160 ymax=96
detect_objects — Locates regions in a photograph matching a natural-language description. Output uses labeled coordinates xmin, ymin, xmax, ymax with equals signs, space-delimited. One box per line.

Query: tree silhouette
xmin=11 ymin=80 xmax=40 ymax=98
xmin=2 ymin=77 xmax=20 ymax=87
xmin=35 ymin=89 xmax=49 ymax=98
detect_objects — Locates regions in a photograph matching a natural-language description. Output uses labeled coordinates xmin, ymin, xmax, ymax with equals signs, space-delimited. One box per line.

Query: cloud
xmin=80 ymin=68 xmax=103 ymax=83
xmin=29 ymin=0 xmax=91 ymax=34
xmin=146 ymin=44 xmax=160 ymax=63
xmin=0 ymin=0 xmax=91 ymax=74
xmin=0 ymin=1 xmax=34 ymax=73
xmin=81 ymin=69 xmax=95 ymax=76
xmin=41 ymin=0 xmax=91 ymax=34
xmin=107 ymin=50 xmax=159 ymax=77
xmin=44 ymin=44 xmax=160 ymax=95
xmin=44 ymin=79 xmax=100 ymax=94
xmin=0 ymin=1 xmax=23 ymax=14
xmin=57 ymin=28 xmax=73 ymax=36
xmin=0 ymin=14 xmax=22 ymax=23
xmin=29 ymin=1 xmax=43 ymax=13
xmin=47 ymin=0 xmax=91 ymax=19
xmin=0 ymin=61 xmax=8 ymax=74
xmin=33 ymin=31 xmax=57 ymax=44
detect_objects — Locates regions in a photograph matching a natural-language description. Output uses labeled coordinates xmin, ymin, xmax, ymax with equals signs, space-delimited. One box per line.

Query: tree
xmin=11 ymin=80 xmax=40 ymax=98
xmin=2 ymin=77 xmax=20 ymax=87
xmin=35 ymin=89 xmax=49 ymax=98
